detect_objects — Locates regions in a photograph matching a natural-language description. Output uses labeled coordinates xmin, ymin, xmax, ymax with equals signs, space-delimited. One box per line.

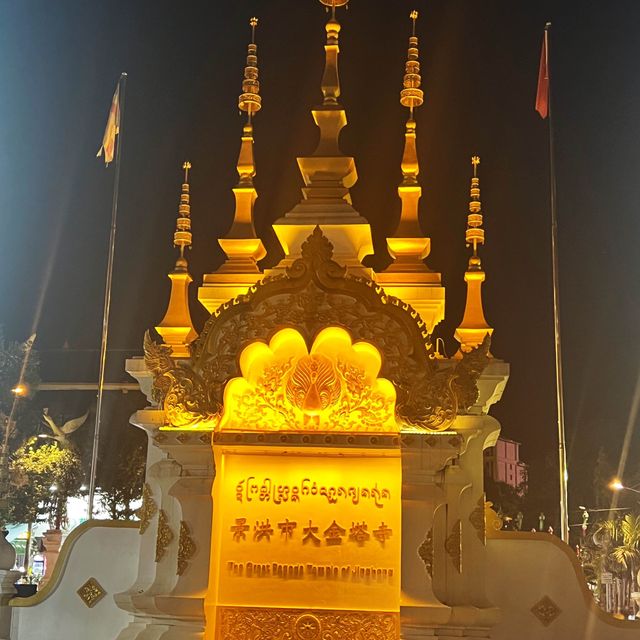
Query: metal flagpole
xmin=545 ymin=23 xmax=569 ymax=543
xmin=88 ymin=72 xmax=128 ymax=519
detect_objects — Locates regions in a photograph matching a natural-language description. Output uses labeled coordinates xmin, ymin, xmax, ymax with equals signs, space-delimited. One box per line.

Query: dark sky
xmin=1 ymin=1 xmax=639 ymax=515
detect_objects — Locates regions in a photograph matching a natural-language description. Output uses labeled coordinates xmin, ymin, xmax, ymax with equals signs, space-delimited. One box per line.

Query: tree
xmin=98 ymin=441 xmax=146 ymax=520
xmin=589 ymin=514 xmax=640 ymax=616
xmin=10 ymin=438 xmax=83 ymax=530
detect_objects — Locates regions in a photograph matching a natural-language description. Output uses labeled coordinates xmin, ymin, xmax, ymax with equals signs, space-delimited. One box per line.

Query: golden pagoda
xmin=17 ymin=6 xmax=619 ymax=640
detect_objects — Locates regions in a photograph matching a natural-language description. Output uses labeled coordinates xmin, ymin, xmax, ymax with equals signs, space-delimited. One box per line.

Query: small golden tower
xmin=375 ymin=10 xmax=444 ymax=333
xmin=156 ymin=161 xmax=198 ymax=358
xmin=455 ymin=156 xmax=493 ymax=355
xmin=270 ymin=0 xmax=373 ymax=274
xmin=199 ymin=18 xmax=267 ymax=313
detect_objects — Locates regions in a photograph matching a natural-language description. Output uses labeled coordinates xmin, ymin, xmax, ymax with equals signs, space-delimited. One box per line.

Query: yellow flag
xmin=96 ymin=84 xmax=120 ymax=165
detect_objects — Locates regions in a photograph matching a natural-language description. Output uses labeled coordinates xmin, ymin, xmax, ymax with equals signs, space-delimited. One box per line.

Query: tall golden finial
xmin=377 ymin=9 xmax=444 ymax=335
xmin=386 ymin=10 xmax=427 ymax=249
xmin=156 ymin=161 xmax=197 ymax=358
xmin=400 ymin=10 xmax=424 ymax=119
xmin=466 ymin=156 xmax=485 ymax=267
xmin=238 ymin=17 xmax=262 ymax=125
xmin=455 ymin=156 xmax=493 ymax=355
xmin=319 ymin=0 xmax=348 ymax=106
xmin=199 ymin=15 xmax=266 ymax=314
xmin=173 ymin=161 xmax=192 ymax=272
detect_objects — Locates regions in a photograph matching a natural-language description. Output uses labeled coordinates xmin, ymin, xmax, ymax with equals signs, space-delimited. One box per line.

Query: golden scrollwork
xmin=484 ymin=500 xmax=504 ymax=536
xmin=444 ymin=519 xmax=462 ymax=573
xmin=222 ymin=327 xmax=397 ymax=432
xmin=146 ymin=228 xmax=489 ymax=432
xmin=530 ymin=595 xmax=561 ymax=627
xmin=217 ymin=606 xmax=398 ymax=640
xmin=155 ymin=509 xmax=174 ymax=562
xmin=417 ymin=528 xmax=433 ymax=578
xmin=177 ymin=520 xmax=196 ymax=576
xmin=468 ymin=494 xmax=486 ymax=545
xmin=136 ymin=483 xmax=157 ymax=536
xmin=76 ymin=577 xmax=106 ymax=608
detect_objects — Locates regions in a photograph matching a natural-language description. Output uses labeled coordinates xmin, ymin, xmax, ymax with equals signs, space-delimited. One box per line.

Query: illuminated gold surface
xmin=216 ymin=606 xmax=398 ymax=640
xmin=455 ymin=157 xmax=493 ymax=354
xmin=220 ymin=327 xmax=397 ymax=432
xmin=271 ymin=6 xmax=373 ymax=273
xmin=200 ymin=18 xmax=265 ymax=314
xmin=207 ymin=446 xmax=401 ymax=634
xmin=378 ymin=11 xmax=445 ymax=332
xmin=156 ymin=162 xmax=197 ymax=358
xmin=149 ymin=229 xmax=488 ymax=432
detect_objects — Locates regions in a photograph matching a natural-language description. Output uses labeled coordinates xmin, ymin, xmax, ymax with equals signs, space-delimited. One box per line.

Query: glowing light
xmin=610 ymin=478 xmax=624 ymax=491
xmin=219 ymin=326 xmax=397 ymax=432
xmin=11 ymin=384 xmax=27 ymax=397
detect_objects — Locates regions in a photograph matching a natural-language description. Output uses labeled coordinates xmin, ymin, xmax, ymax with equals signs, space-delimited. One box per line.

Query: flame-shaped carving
xmin=286 ymin=354 xmax=341 ymax=414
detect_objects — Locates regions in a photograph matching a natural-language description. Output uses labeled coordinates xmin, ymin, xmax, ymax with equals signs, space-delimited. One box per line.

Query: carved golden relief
xmin=155 ymin=509 xmax=174 ymax=562
xmin=177 ymin=520 xmax=196 ymax=576
xmin=530 ymin=595 xmax=561 ymax=627
xmin=444 ymin=519 xmax=462 ymax=573
xmin=417 ymin=528 xmax=433 ymax=578
xmin=286 ymin=354 xmax=341 ymax=413
xmin=217 ymin=607 xmax=398 ymax=640
xmin=468 ymin=494 xmax=486 ymax=545
xmin=76 ymin=577 xmax=106 ymax=608
xmin=145 ymin=228 xmax=490 ymax=432
xmin=136 ymin=483 xmax=157 ymax=535
xmin=220 ymin=327 xmax=397 ymax=432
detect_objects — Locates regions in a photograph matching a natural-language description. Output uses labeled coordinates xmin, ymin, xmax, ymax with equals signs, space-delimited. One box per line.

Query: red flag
xmin=97 ymin=83 xmax=120 ymax=165
xmin=535 ymin=31 xmax=549 ymax=119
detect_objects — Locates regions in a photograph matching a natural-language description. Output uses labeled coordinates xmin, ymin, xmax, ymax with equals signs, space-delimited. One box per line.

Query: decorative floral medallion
xmin=531 ymin=595 xmax=561 ymax=627
xmin=294 ymin=614 xmax=321 ymax=640
xmin=77 ymin=577 xmax=106 ymax=608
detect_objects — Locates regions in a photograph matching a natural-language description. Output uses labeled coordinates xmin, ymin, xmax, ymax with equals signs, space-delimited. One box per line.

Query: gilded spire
xmin=173 ymin=161 xmax=192 ymax=272
xmin=217 ymin=17 xmax=266 ymax=267
xmin=400 ymin=10 xmax=424 ymax=119
xmin=319 ymin=0 xmax=348 ymax=106
xmin=238 ymin=17 xmax=261 ymax=125
xmin=270 ymin=0 xmax=372 ymax=276
xmin=466 ymin=155 xmax=485 ymax=269
xmin=376 ymin=10 xmax=444 ymax=334
xmin=156 ymin=162 xmax=197 ymax=358
xmin=455 ymin=156 xmax=493 ymax=355
xmin=385 ymin=10 xmax=429 ymax=261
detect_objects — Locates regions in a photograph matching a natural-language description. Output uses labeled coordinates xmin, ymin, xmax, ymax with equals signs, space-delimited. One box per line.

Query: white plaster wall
xmin=10 ymin=523 xmax=139 ymax=640
xmin=487 ymin=533 xmax=640 ymax=639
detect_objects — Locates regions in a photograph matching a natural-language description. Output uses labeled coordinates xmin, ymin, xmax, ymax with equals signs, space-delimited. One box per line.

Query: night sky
xmin=1 ymin=1 xmax=639 ymax=522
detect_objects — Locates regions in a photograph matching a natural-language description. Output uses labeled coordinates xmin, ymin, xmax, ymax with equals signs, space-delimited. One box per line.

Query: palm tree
xmin=594 ymin=515 xmax=640 ymax=615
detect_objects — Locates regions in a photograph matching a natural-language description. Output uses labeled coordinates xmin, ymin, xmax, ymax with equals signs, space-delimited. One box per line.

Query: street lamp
xmin=609 ymin=478 xmax=640 ymax=495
